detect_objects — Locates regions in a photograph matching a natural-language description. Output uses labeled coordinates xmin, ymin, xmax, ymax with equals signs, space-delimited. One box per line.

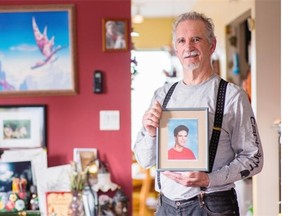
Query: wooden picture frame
xmin=0 ymin=105 xmax=46 ymax=149
xmin=0 ymin=4 xmax=77 ymax=96
xmin=157 ymin=108 xmax=209 ymax=171
xmin=102 ymin=18 xmax=128 ymax=51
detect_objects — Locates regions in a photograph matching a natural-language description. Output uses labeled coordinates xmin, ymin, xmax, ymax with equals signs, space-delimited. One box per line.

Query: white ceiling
xmin=131 ymin=0 xmax=197 ymax=18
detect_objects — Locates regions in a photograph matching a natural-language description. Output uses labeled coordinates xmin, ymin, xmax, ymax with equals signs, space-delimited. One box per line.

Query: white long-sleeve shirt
xmin=133 ymin=74 xmax=264 ymax=200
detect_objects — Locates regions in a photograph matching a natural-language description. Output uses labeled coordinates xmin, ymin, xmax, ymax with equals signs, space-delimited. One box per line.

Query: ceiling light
xmin=133 ymin=14 xmax=144 ymax=24
xmin=132 ymin=6 xmax=144 ymax=24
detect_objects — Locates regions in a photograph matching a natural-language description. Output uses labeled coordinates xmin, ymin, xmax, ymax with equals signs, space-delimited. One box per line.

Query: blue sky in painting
xmin=0 ymin=10 xmax=73 ymax=91
xmin=0 ymin=11 xmax=69 ymax=54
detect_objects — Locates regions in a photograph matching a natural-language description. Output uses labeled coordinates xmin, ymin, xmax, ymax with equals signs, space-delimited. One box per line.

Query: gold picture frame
xmin=157 ymin=108 xmax=209 ymax=171
xmin=102 ymin=18 xmax=129 ymax=52
xmin=0 ymin=4 xmax=77 ymax=96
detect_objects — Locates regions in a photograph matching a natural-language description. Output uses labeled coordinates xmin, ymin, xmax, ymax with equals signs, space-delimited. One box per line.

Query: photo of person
xmin=167 ymin=119 xmax=198 ymax=160
xmin=104 ymin=20 xmax=127 ymax=50
xmin=3 ymin=120 xmax=31 ymax=140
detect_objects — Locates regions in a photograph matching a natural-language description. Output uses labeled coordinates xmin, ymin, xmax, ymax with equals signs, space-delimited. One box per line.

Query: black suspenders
xmin=162 ymin=82 xmax=179 ymax=111
xmin=208 ymin=79 xmax=228 ymax=172
xmin=157 ymin=78 xmax=228 ymax=191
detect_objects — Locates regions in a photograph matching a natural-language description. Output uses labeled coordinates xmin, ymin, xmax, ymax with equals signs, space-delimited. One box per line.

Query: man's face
xmin=175 ymin=130 xmax=188 ymax=147
xmin=174 ymin=20 xmax=216 ymax=72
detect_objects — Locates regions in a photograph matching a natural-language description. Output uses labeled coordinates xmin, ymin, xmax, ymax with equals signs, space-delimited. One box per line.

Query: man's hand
xmin=142 ymin=101 xmax=162 ymax=137
xmin=163 ymin=171 xmax=210 ymax=188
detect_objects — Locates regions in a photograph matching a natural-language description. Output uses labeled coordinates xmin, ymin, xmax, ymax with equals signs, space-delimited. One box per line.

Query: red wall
xmin=0 ymin=0 xmax=132 ymax=202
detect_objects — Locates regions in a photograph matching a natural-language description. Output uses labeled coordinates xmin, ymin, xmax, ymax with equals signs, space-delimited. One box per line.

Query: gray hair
xmin=172 ymin=11 xmax=215 ymax=48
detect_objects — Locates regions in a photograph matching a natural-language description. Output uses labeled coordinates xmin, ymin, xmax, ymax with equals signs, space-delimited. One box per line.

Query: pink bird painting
xmin=31 ymin=17 xmax=63 ymax=69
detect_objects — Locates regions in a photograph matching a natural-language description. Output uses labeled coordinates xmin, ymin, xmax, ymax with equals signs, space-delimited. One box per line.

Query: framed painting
xmin=0 ymin=160 xmax=33 ymax=212
xmin=156 ymin=108 xmax=209 ymax=171
xmin=0 ymin=4 xmax=77 ymax=96
xmin=0 ymin=105 xmax=46 ymax=149
xmin=102 ymin=18 xmax=129 ymax=52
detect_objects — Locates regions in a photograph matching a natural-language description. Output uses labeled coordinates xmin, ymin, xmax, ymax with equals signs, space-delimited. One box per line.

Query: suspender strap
xmin=157 ymin=82 xmax=178 ymax=190
xmin=162 ymin=82 xmax=178 ymax=110
xmin=208 ymin=78 xmax=228 ymax=173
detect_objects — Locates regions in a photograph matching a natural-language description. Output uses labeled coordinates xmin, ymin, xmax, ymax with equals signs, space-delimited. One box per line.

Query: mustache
xmin=183 ymin=51 xmax=200 ymax=58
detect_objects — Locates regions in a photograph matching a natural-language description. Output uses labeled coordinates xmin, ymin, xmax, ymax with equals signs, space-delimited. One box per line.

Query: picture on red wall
xmin=102 ymin=18 xmax=128 ymax=52
xmin=0 ymin=4 xmax=77 ymax=96
xmin=0 ymin=105 xmax=46 ymax=149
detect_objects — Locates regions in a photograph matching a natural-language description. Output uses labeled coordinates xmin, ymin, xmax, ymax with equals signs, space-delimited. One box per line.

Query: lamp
xmin=92 ymin=161 xmax=118 ymax=192
xmin=132 ymin=6 xmax=144 ymax=24
xmin=92 ymin=173 xmax=118 ymax=192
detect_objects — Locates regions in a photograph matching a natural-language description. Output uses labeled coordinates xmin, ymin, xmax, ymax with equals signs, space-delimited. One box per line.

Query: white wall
xmin=252 ymin=0 xmax=281 ymax=215
xmin=281 ymin=1 xmax=287 ymax=215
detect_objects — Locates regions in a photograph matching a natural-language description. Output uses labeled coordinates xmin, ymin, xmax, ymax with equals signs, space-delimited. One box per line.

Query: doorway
xmin=131 ymin=49 xmax=182 ymax=215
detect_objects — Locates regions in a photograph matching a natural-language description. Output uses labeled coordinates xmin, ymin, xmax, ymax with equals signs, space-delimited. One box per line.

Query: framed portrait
xmin=157 ymin=108 xmax=209 ymax=171
xmin=0 ymin=105 xmax=46 ymax=149
xmin=0 ymin=4 xmax=77 ymax=97
xmin=102 ymin=18 xmax=128 ymax=52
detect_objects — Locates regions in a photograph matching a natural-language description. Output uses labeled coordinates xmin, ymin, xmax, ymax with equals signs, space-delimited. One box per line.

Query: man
xmin=168 ymin=125 xmax=196 ymax=160
xmin=133 ymin=11 xmax=263 ymax=215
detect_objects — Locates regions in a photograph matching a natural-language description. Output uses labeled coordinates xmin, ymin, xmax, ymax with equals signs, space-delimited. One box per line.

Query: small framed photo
xmin=157 ymin=108 xmax=209 ymax=171
xmin=0 ymin=105 xmax=46 ymax=149
xmin=102 ymin=18 xmax=128 ymax=51
xmin=73 ymin=148 xmax=98 ymax=171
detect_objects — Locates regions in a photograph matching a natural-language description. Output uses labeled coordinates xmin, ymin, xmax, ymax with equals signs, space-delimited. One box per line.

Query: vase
xmin=68 ymin=191 xmax=85 ymax=216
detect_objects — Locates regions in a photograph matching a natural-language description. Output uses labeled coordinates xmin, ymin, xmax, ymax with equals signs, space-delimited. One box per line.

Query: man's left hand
xmin=163 ymin=171 xmax=210 ymax=188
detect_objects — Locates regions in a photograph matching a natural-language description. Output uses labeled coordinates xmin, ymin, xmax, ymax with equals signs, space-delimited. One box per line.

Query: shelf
xmin=0 ymin=211 xmax=41 ymax=216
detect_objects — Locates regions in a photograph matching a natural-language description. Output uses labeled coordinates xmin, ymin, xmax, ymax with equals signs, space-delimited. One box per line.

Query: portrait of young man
xmin=167 ymin=120 xmax=198 ymax=161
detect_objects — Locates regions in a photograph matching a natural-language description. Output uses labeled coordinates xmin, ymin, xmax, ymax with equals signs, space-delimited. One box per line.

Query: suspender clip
xmin=198 ymin=191 xmax=205 ymax=208
xmin=213 ymin=127 xmax=221 ymax=131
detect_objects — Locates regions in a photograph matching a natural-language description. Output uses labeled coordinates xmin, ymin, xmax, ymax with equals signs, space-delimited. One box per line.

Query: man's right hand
xmin=142 ymin=101 xmax=162 ymax=137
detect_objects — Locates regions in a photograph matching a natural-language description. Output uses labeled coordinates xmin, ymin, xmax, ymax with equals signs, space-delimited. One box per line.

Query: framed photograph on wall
xmin=0 ymin=105 xmax=46 ymax=149
xmin=0 ymin=4 xmax=77 ymax=96
xmin=102 ymin=18 xmax=128 ymax=52
xmin=156 ymin=108 xmax=209 ymax=171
